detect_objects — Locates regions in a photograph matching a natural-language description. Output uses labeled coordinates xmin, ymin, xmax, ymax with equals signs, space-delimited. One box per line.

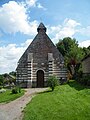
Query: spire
xmin=37 ymin=22 xmax=47 ymax=32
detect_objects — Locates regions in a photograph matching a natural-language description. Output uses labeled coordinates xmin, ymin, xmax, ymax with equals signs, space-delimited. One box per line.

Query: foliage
xmin=76 ymin=74 xmax=90 ymax=86
xmin=56 ymin=37 xmax=79 ymax=57
xmin=47 ymin=75 xmax=59 ymax=91
xmin=23 ymin=81 xmax=90 ymax=120
xmin=9 ymin=71 xmax=16 ymax=77
xmin=56 ymin=37 xmax=89 ymax=78
xmin=60 ymin=78 xmax=68 ymax=85
xmin=0 ymin=72 xmax=16 ymax=88
xmin=12 ymin=86 xmax=21 ymax=94
xmin=82 ymin=46 xmax=90 ymax=56
xmin=0 ymin=86 xmax=3 ymax=89
xmin=12 ymin=87 xmax=18 ymax=94
xmin=0 ymin=89 xmax=24 ymax=103
xmin=0 ymin=75 xmax=4 ymax=86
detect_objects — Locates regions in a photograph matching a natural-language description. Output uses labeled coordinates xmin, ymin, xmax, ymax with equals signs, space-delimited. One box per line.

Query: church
xmin=16 ymin=23 xmax=67 ymax=88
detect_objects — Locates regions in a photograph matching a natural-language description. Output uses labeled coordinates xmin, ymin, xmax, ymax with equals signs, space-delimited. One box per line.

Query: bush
xmin=75 ymin=71 xmax=83 ymax=82
xmin=87 ymin=79 xmax=90 ymax=86
xmin=47 ymin=75 xmax=59 ymax=91
xmin=83 ymin=75 xmax=90 ymax=86
xmin=12 ymin=87 xmax=18 ymax=94
xmin=76 ymin=74 xmax=90 ymax=86
xmin=60 ymin=78 xmax=68 ymax=85
xmin=0 ymin=86 xmax=3 ymax=89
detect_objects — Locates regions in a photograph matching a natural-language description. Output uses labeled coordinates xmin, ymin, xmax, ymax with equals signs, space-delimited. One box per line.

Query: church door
xmin=37 ymin=70 xmax=44 ymax=87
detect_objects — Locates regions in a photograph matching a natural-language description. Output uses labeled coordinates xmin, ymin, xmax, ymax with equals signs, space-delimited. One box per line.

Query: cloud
xmin=21 ymin=39 xmax=33 ymax=47
xmin=0 ymin=1 xmax=38 ymax=35
xmin=47 ymin=25 xmax=61 ymax=35
xmin=0 ymin=39 xmax=32 ymax=74
xmin=37 ymin=3 xmax=46 ymax=10
xmin=48 ymin=18 xmax=80 ymax=43
xmin=63 ymin=18 xmax=80 ymax=27
xmin=25 ymin=0 xmax=46 ymax=10
xmin=48 ymin=19 xmax=90 ymax=45
xmin=26 ymin=0 xmax=37 ymax=7
xmin=79 ymin=40 xmax=90 ymax=48
xmin=79 ymin=26 xmax=90 ymax=37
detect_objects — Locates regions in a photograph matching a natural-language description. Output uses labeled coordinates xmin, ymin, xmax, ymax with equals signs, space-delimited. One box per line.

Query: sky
xmin=0 ymin=0 xmax=90 ymax=74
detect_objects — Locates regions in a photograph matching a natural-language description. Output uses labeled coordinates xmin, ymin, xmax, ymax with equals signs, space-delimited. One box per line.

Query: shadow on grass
xmin=37 ymin=89 xmax=52 ymax=94
xmin=68 ymin=80 xmax=89 ymax=91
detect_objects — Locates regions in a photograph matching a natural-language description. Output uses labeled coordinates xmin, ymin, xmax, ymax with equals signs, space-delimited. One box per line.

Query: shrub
xmin=0 ymin=86 xmax=3 ymax=89
xmin=75 ymin=71 xmax=83 ymax=82
xmin=87 ymin=79 xmax=90 ymax=86
xmin=83 ymin=76 xmax=88 ymax=85
xmin=60 ymin=78 xmax=68 ymax=85
xmin=12 ymin=87 xmax=18 ymax=94
xmin=84 ymin=75 xmax=90 ymax=86
xmin=76 ymin=74 xmax=90 ymax=86
xmin=47 ymin=75 xmax=59 ymax=91
xmin=18 ymin=87 xmax=21 ymax=93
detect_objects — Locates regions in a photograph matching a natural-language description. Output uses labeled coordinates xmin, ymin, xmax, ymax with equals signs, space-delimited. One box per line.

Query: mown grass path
xmin=23 ymin=81 xmax=90 ymax=120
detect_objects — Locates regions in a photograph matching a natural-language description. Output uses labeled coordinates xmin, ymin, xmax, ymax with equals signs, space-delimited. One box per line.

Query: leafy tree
xmin=82 ymin=46 xmax=90 ymax=56
xmin=56 ymin=37 xmax=85 ymax=78
xmin=56 ymin=37 xmax=78 ymax=56
xmin=47 ymin=75 xmax=59 ymax=91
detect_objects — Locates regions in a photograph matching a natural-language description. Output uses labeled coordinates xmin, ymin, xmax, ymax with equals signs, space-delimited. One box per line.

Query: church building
xmin=16 ymin=23 xmax=67 ymax=88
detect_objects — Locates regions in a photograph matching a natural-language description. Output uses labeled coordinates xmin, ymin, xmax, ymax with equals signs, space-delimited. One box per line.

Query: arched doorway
xmin=37 ymin=70 xmax=44 ymax=88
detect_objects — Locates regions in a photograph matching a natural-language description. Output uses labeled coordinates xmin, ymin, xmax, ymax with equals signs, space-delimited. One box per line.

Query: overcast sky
xmin=0 ymin=0 xmax=90 ymax=74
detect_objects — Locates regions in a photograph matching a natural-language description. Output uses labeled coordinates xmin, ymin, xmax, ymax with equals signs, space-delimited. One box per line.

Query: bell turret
xmin=37 ymin=22 xmax=46 ymax=32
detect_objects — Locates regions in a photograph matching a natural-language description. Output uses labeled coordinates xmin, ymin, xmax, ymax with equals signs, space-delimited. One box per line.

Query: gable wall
xmin=16 ymin=53 xmax=67 ymax=88
xmin=16 ymin=23 xmax=67 ymax=88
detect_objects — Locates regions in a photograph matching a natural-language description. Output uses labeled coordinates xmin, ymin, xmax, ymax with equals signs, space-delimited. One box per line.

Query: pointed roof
xmin=18 ymin=23 xmax=64 ymax=64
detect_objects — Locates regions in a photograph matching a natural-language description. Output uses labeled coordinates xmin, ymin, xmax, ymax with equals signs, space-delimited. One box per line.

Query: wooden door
xmin=37 ymin=70 xmax=44 ymax=87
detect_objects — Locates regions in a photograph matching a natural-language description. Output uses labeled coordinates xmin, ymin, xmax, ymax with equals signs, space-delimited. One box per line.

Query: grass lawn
xmin=23 ymin=81 xmax=90 ymax=120
xmin=0 ymin=89 xmax=24 ymax=103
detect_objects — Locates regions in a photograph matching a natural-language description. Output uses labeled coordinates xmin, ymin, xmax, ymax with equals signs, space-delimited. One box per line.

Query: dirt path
xmin=0 ymin=88 xmax=47 ymax=120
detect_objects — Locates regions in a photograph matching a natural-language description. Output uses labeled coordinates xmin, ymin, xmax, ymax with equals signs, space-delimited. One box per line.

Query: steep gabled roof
xmin=18 ymin=23 xmax=64 ymax=63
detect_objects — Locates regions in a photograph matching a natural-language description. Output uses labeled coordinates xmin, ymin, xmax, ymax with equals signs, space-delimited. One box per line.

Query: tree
xmin=56 ymin=37 xmax=78 ymax=57
xmin=82 ymin=46 xmax=90 ymax=56
xmin=47 ymin=75 xmax=59 ymax=91
xmin=56 ymin=37 xmax=85 ymax=78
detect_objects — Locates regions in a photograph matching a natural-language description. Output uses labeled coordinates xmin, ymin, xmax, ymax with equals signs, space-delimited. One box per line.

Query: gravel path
xmin=0 ymin=88 xmax=47 ymax=120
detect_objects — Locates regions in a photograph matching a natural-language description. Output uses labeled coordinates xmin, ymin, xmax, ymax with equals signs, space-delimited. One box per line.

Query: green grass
xmin=23 ymin=81 xmax=90 ymax=120
xmin=0 ymin=89 xmax=24 ymax=103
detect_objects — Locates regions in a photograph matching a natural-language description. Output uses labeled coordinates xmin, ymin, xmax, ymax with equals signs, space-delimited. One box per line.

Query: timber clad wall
xmin=82 ymin=54 xmax=90 ymax=74
xmin=16 ymin=23 xmax=67 ymax=88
